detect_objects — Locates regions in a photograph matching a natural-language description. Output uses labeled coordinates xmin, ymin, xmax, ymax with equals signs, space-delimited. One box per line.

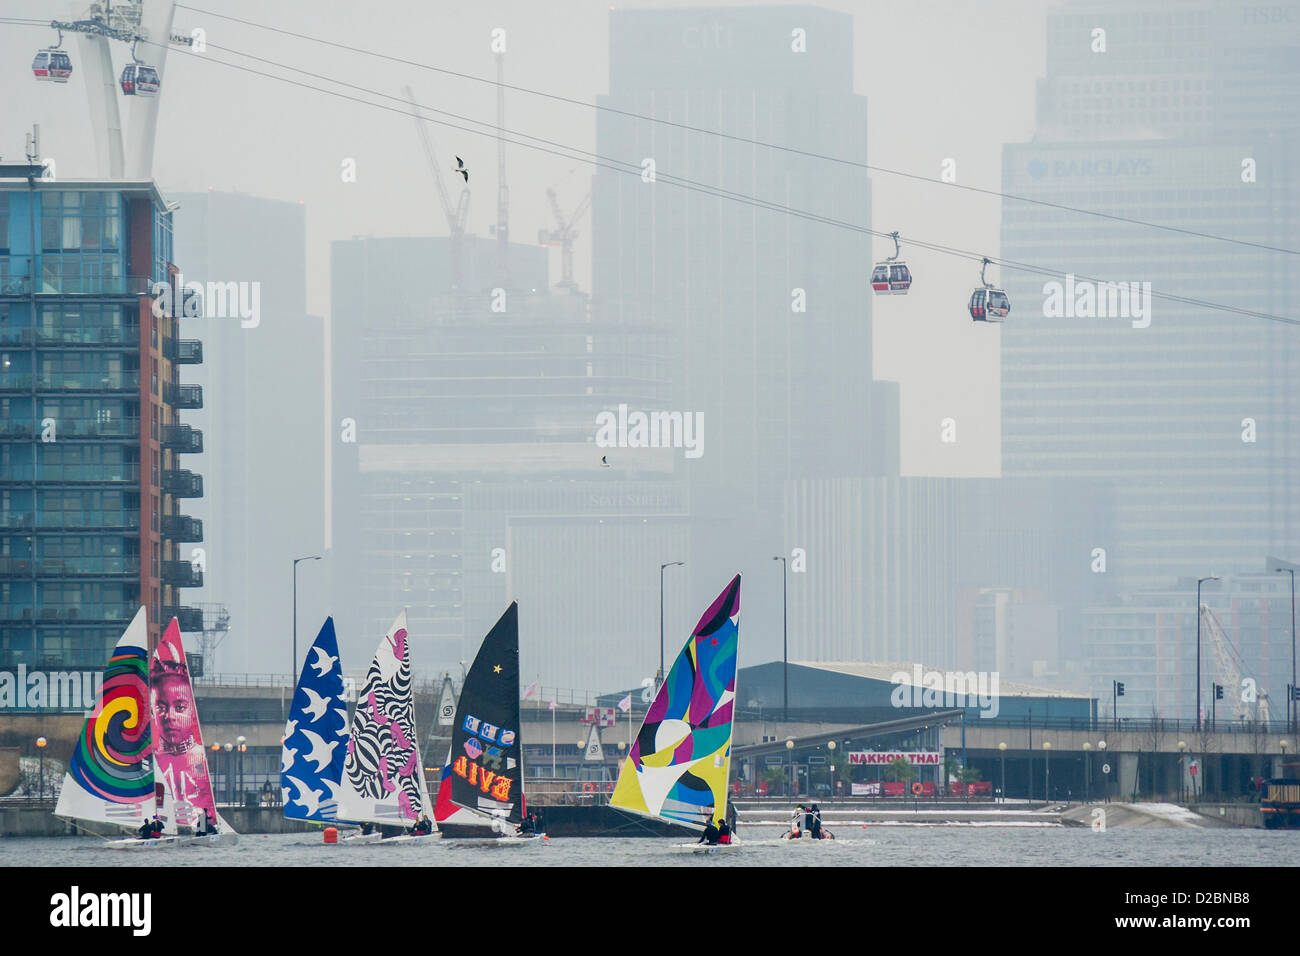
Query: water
xmin=2 ymin=825 xmax=1295 ymax=866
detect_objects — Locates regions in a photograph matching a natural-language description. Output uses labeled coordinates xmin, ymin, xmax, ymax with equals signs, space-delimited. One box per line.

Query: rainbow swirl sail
xmin=610 ymin=574 xmax=740 ymax=831
xmin=55 ymin=607 xmax=155 ymax=828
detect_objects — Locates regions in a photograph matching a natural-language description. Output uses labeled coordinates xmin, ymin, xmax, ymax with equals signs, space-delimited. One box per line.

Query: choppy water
xmin=2 ymin=825 xmax=1295 ymax=866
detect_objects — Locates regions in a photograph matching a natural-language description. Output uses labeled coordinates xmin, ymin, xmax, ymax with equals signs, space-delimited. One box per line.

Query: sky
xmin=0 ymin=0 xmax=1052 ymax=477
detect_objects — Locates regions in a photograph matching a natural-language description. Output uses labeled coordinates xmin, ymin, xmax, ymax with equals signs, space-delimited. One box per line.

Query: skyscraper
xmin=1001 ymin=0 xmax=1300 ymax=710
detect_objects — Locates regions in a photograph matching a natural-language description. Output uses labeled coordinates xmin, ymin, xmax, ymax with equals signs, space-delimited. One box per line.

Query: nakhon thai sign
xmin=848 ymin=751 xmax=942 ymax=766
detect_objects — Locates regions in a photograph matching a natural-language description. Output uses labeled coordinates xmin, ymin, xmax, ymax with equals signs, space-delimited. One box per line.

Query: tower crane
xmin=1200 ymin=604 xmax=1271 ymax=725
xmin=403 ymin=85 xmax=470 ymax=290
xmin=540 ymin=186 xmax=591 ymax=292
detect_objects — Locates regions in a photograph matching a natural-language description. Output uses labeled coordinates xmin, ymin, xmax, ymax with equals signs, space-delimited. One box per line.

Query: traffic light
xmin=1115 ymin=682 xmax=1125 ymax=697
xmin=1214 ymin=684 xmax=1224 ymax=700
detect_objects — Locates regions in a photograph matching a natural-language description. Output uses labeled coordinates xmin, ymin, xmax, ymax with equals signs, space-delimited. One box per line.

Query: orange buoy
xmin=323 ymin=826 xmax=338 ymax=844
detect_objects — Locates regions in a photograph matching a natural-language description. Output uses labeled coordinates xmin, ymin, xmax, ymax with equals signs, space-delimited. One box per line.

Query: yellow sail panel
xmin=610 ymin=575 xmax=740 ymax=830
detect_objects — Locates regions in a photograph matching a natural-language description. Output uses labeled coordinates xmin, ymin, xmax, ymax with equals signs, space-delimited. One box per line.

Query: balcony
xmin=161 ymin=469 xmax=203 ymax=498
xmin=160 ymin=424 xmax=203 ymax=454
xmin=161 ymin=605 xmax=205 ymax=631
xmin=160 ymin=514 xmax=203 ymax=542
xmin=163 ymin=338 xmax=203 ymax=364
xmin=0 ymin=272 xmax=152 ymax=297
xmin=161 ymin=560 xmax=202 ymax=588
xmin=164 ymin=382 xmax=203 ymax=409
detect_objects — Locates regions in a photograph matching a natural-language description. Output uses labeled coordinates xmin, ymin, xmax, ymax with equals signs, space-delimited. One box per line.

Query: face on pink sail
xmin=154 ymin=675 xmax=197 ymax=748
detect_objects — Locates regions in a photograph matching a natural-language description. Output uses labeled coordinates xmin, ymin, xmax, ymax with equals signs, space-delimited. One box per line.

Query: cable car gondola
xmin=968 ymin=257 xmax=1010 ymax=322
xmin=120 ymin=41 xmax=160 ymax=96
xmin=32 ymin=31 xmax=73 ymax=83
xmin=870 ymin=231 xmax=912 ymax=295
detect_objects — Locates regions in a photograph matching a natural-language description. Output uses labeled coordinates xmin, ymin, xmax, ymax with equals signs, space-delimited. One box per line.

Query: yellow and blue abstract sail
xmin=611 ymin=574 xmax=740 ymax=830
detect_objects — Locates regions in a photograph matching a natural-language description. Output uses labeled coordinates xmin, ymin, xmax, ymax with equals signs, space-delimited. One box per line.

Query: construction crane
xmin=1200 ymin=604 xmax=1271 ymax=725
xmin=403 ymin=85 xmax=470 ymax=290
xmin=539 ymin=186 xmax=591 ymax=292
xmin=494 ymin=52 xmax=510 ymax=276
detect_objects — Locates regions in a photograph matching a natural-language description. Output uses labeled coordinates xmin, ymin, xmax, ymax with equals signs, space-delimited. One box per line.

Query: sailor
xmin=194 ymin=808 xmax=208 ymax=836
xmin=717 ymin=817 xmax=732 ymax=845
xmin=698 ymin=817 xmax=721 ymax=845
xmin=810 ymin=803 xmax=823 ymax=840
xmin=516 ymin=814 xmax=535 ymax=836
xmin=360 ymin=821 xmax=374 ymax=836
xmin=411 ymin=813 xmax=433 ymax=836
xmin=137 ymin=817 xmax=157 ymax=840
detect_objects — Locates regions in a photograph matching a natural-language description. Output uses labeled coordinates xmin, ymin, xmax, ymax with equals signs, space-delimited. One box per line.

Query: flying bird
xmin=310 ymin=645 xmax=338 ymax=678
xmin=301 ymin=686 xmax=330 ymax=723
xmin=285 ymin=774 xmax=325 ymax=816
xmin=301 ymin=728 xmax=341 ymax=773
xmin=455 ymin=156 xmax=468 ymax=182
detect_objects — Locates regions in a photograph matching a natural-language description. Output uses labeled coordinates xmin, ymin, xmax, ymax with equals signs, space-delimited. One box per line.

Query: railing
xmin=0 ymin=604 xmax=137 ymax=622
xmin=163 ymin=338 xmax=202 ymax=363
xmin=160 ymin=514 xmax=203 ymax=542
xmin=2 ymin=464 xmax=140 ymax=482
xmin=0 ymin=273 xmax=152 ymax=296
xmin=161 ymin=469 xmax=203 ymax=497
xmin=964 ymin=714 xmax=1296 ymax=736
xmin=162 ymin=605 xmax=204 ymax=631
xmin=164 ymin=382 xmax=203 ymax=409
xmin=35 ymin=373 xmax=139 ymax=391
xmin=161 ymin=560 xmax=202 ymax=587
xmin=160 ymin=424 xmax=203 ymax=453
xmin=0 ymin=556 xmax=139 ymax=575
xmin=0 ymin=327 xmax=139 ymax=346
xmin=0 ymin=417 xmax=141 ymax=439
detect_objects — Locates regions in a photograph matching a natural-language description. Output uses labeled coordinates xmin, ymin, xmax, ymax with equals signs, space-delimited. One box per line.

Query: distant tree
xmin=884 ymin=757 xmax=914 ymax=784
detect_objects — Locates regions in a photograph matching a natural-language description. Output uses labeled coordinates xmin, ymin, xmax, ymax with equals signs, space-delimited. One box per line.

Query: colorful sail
xmin=150 ymin=617 xmax=225 ymax=831
xmin=282 ymin=617 xmax=349 ymax=822
xmin=54 ymin=607 xmax=155 ymax=829
xmin=434 ymin=602 xmax=524 ymax=827
xmin=610 ymin=574 xmax=740 ymax=831
xmin=337 ymin=611 xmax=431 ymax=825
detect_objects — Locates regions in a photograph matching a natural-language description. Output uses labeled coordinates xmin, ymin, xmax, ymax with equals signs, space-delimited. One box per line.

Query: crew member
xmin=698 ymin=817 xmax=720 ymax=845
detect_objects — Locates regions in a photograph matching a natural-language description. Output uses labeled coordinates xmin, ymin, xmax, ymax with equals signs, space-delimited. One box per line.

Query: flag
xmin=523 ymin=680 xmax=539 ymax=700
xmin=617 ymin=694 xmax=632 ymax=713
xmin=548 ymin=698 xmax=557 ymax=711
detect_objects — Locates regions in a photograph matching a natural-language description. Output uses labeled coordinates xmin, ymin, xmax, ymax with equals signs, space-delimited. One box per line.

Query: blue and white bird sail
xmin=281 ymin=617 xmax=349 ymax=822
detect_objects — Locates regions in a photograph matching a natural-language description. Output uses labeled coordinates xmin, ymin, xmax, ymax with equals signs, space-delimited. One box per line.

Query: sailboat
xmin=336 ymin=610 xmax=436 ymax=842
xmin=150 ymin=616 xmax=239 ymax=846
xmin=434 ymin=602 xmax=540 ymax=843
xmin=281 ymin=616 xmax=352 ymax=836
xmin=610 ymin=574 xmax=742 ymax=854
xmin=54 ymin=607 xmax=177 ymax=848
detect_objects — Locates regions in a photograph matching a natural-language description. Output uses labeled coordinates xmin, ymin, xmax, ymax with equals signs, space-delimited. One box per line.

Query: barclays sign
xmin=1027 ymin=158 xmax=1153 ymax=179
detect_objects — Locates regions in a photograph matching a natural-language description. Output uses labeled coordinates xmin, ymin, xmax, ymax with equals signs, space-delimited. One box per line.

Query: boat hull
xmin=104 ymin=836 xmax=182 ymax=850
xmin=671 ymin=837 xmax=742 ymax=854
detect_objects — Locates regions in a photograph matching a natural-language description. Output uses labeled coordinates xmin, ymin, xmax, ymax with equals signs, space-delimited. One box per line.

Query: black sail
xmin=436 ymin=602 xmax=524 ymax=825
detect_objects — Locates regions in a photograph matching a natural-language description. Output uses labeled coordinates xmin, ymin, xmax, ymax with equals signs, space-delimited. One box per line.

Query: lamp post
xmin=1083 ymin=742 xmax=1091 ymax=803
xmin=223 ymin=742 xmax=234 ymax=805
xmin=1275 ymin=567 xmax=1297 ymax=735
xmin=237 ymin=735 xmax=247 ymax=804
xmin=1043 ymin=741 xmax=1052 ymax=805
xmin=36 ymin=736 xmax=46 ymax=803
xmin=1177 ymin=741 xmax=1187 ymax=803
xmin=998 ymin=742 xmax=1007 ymax=803
xmin=773 ymin=556 xmax=788 ymax=720
xmin=785 ymin=738 xmax=795 ymax=798
xmin=827 ymin=740 xmax=837 ymax=804
xmin=1098 ymin=740 xmax=1108 ymax=803
xmin=658 ymin=561 xmax=684 ymax=688
xmin=1196 ymin=575 xmax=1219 ymax=731
xmin=293 ymin=554 xmax=322 ymax=681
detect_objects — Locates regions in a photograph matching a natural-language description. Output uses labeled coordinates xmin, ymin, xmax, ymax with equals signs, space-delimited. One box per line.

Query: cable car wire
xmin=174 ymin=3 xmax=1300 ymax=259
xmin=8 ymin=17 xmax=1297 ymax=326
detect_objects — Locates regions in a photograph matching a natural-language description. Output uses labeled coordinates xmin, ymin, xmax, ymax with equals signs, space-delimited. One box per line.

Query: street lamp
xmin=1196 ymin=575 xmax=1220 ymax=731
xmin=785 ymin=738 xmax=795 ymax=799
xmin=293 ymin=554 xmax=322 ymax=681
xmin=998 ymin=742 xmax=1007 ymax=803
xmin=1098 ymin=740 xmax=1108 ymax=803
xmin=773 ymin=556 xmax=788 ymax=720
xmin=1177 ymin=741 xmax=1187 ymax=803
xmin=1083 ymin=742 xmax=1091 ymax=804
xmin=1043 ymin=741 xmax=1052 ymax=805
xmin=223 ymin=742 xmax=234 ymax=805
xmin=1275 ymin=566 xmax=1297 ymax=735
xmin=36 ymin=736 xmax=46 ymax=802
xmin=237 ymin=735 xmax=247 ymax=804
xmin=827 ymin=740 xmax=837 ymax=803
xmin=659 ymin=561 xmax=684 ymax=687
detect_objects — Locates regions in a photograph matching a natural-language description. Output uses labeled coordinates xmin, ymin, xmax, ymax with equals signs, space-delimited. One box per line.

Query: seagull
xmin=600 ymin=455 xmax=610 ymax=467
xmin=309 ymin=645 xmax=338 ymax=678
xmin=285 ymin=774 xmax=325 ymax=816
xmin=301 ymin=728 xmax=340 ymax=773
xmin=301 ymin=686 xmax=330 ymax=723
xmin=455 ymin=156 xmax=468 ymax=182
